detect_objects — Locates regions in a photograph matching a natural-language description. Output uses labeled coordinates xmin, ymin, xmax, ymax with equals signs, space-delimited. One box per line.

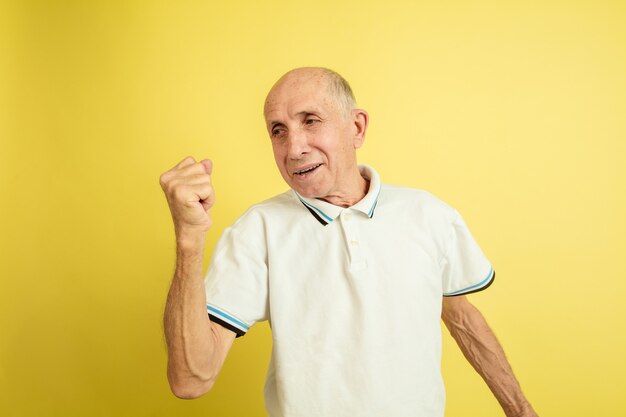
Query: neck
xmin=320 ymin=168 xmax=369 ymax=208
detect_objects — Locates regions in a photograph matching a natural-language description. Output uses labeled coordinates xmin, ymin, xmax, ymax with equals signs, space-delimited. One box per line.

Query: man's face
xmin=264 ymin=71 xmax=363 ymax=200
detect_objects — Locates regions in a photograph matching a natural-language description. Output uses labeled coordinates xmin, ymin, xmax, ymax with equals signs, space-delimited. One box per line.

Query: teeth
xmin=296 ymin=164 xmax=320 ymax=175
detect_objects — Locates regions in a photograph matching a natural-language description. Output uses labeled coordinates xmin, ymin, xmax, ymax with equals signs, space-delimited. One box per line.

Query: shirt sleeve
xmin=441 ymin=210 xmax=495 ymax=296
xmin=204 ymin=210 xmax=269 ymax=337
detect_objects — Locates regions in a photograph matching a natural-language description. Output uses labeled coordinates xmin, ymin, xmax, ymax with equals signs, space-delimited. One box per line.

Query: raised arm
xmin=160 ymin=156 xmax=236 ymax=399
xmin=441 ymin=295 xmax=538 ymax=417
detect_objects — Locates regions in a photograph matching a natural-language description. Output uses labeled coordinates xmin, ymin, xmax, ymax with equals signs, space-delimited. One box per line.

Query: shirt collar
xmin=294 ymin=164 xmax=381 ymax=226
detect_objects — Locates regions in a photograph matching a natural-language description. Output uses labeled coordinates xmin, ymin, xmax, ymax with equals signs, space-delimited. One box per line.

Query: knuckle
xmin=163 ymin=178 xmax=177 ymax=195
xmin=159 ymin=172 xmax=170 ymax=187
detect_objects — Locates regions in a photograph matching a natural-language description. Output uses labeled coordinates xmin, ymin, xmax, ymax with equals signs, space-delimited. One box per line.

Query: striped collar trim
xmin=295 ymin=165 xmax=381 ymax=226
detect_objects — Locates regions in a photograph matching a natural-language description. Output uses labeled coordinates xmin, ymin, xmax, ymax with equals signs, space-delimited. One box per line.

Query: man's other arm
xmin=441 ymin=295 xmax=538 ymax=417
xmin=160 ymin=156 xmax=236 ymax=399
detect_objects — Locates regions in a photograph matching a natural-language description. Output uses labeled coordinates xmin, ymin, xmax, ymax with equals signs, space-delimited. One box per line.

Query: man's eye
xmin=305 ymin=118 xmax=319 ymax=125
xmin=272 ymin=128 xmax=284 ymax=137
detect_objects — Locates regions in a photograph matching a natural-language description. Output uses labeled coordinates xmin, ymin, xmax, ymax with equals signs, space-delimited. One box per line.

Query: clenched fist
xmin=160 ymin=156 xmax=215 ymax=238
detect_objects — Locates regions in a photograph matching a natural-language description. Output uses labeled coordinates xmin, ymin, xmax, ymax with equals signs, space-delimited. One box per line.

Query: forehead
xmin=264 ymin=73 xmax=340 ymax=122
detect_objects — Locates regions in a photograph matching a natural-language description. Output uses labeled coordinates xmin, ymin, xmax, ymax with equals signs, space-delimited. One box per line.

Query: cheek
xmin=326 ymin=136 xmax=353 ymax=159
xmin=315 ymin=135 xmax=338 ymax=156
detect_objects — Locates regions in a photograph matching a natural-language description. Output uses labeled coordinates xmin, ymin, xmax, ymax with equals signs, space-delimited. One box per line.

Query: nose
xmin=287 ymin=130 xmax=310 ymax=160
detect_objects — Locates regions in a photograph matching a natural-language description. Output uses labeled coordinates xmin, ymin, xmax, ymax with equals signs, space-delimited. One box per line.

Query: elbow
xmin=169 ymin=378 xmax=215 ymax=399
xmin=167 ymin=369 xmax=217 ymax=399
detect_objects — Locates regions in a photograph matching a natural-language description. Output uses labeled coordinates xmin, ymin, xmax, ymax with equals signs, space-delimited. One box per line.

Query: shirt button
xmin=350 ymin=239 xmax=359 ymax=246
xmin=344 ymin=212 xmax=352 ymax=221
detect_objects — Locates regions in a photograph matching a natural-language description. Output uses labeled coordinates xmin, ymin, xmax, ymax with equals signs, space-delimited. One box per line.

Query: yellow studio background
xmin=1 ymin=0 xmax=624 ymax=416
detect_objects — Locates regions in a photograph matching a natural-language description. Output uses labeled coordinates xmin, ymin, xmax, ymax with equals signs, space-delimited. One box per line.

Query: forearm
xmin=164 ymin=232 xmax=219 ymax=398
xmin=442 ymin=299 xmax=536 ymax=417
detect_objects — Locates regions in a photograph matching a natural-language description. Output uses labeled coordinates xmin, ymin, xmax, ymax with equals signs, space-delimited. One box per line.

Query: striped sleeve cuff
xmin=443 ymin=268 xmax=496 ymax=297
xmin=207 ymin=305 xmax=250 ymax=338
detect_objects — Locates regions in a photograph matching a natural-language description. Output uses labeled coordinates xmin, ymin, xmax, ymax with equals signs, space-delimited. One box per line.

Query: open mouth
xmin=294 ymin=163 xmax=322 ymax=176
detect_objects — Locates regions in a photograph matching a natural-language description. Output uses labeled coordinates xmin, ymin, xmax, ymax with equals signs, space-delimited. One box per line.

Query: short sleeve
xmin=441 ymin=210 xmax=495 ymax=296
xmin=204 ymin=210 xmax=269 ymax=337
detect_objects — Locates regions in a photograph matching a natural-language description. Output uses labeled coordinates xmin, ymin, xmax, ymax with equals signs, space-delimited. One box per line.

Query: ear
xmin=352 ymin=109 xmax=369 ymax=149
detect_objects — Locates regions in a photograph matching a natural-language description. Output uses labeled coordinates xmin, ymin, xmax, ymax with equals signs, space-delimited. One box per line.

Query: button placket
xmin=340 ymin=210 xmax=367 ymax=271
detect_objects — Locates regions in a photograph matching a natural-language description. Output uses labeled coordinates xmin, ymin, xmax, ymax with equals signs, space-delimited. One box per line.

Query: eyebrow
xmin=268 ymin=110 xmax=323 ymax=129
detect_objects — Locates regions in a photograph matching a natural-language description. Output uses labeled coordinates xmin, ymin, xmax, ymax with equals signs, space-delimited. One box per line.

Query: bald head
xmin=264 ymin=67 xmax=357 ymax=118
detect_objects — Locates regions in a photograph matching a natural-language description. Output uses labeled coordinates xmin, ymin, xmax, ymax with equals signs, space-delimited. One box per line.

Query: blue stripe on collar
xmin=367 ymin=188 xmax=381 ymax=218
xmin=298 ymin=197 xmax=334 ymax=223
xmin=297 ymin=197 xmax=330 ymax=225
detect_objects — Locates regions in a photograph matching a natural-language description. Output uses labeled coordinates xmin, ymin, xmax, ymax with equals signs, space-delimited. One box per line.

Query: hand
xmin=159 ymin=156 xmax=215 ymax=237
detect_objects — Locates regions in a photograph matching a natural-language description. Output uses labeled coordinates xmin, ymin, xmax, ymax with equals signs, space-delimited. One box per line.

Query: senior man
xmin=160 ymin=67 xmax=538 ymax=417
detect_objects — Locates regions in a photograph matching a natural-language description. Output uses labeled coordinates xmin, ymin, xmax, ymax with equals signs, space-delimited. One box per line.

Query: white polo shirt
xmin=204 ymin=165 xmax=494 ymax=417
